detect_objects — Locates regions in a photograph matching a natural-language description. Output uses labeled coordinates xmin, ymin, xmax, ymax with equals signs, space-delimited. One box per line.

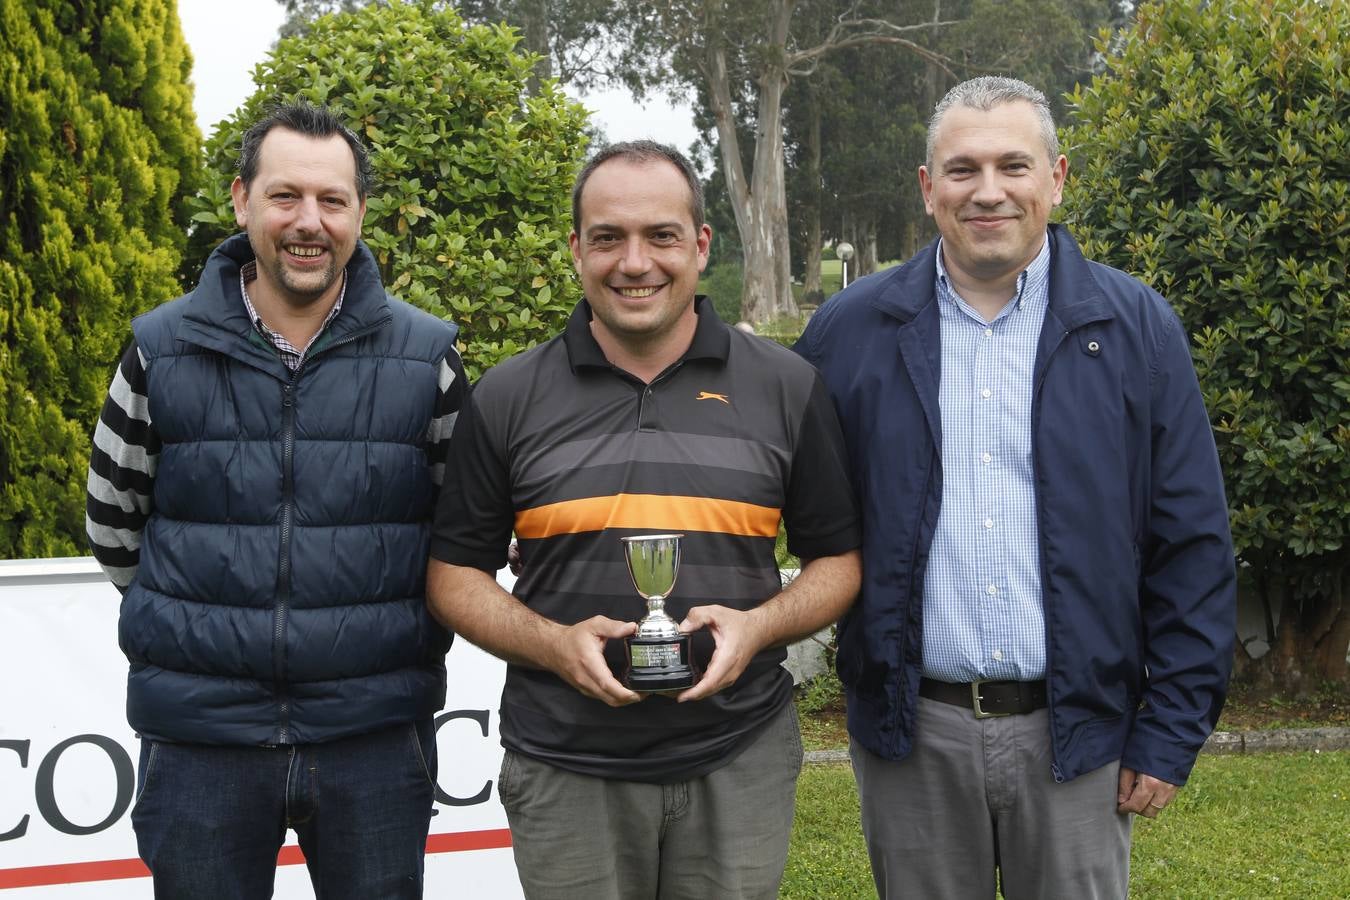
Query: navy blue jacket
xmin=796 ymin=226 xmax=1235 ymax=784
xmin=121 ymin=234 xmax=457 ymax=745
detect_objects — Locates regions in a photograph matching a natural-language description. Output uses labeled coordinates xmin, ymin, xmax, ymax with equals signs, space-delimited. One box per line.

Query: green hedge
xmin=186 ymin=0 xmax=590 ymax=379
xmin=1062 ymin=0 xmax=1348 ymax=570
xmin=1061 ymin=0 xmax=1350 ymax=681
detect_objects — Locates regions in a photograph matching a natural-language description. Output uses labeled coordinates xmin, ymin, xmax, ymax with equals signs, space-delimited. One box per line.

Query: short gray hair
xmin=926 ymin=77 xmax=1059 ymax=168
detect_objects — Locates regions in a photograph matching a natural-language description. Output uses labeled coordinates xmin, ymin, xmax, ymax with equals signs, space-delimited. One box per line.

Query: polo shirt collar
xmin=564 ymin=295 xmax=729 ymax=373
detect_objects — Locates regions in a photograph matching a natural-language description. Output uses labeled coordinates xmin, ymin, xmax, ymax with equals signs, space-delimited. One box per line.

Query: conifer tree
xmin=0 ymin=0 xmax=199 ymax=558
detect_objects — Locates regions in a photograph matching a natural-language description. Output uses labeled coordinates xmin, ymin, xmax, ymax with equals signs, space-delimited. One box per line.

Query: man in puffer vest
xmin=85 ymin=102 xmax=464 ymax=899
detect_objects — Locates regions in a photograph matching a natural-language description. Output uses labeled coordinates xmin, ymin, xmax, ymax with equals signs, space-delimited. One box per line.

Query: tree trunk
xmin=902 ymin=220 xmax=920 ymax=259
xmin=1267 ymin=579 xmax=1310 ymax=687
xmin=701 ymin=37 xmax=763 ymax=323
xmin=1239 ymin=568 xmax=1349 ymax=693
xmin=803 ymin=213 xmax=822 ymax=301
xmin=739 ymin=212 xmax=780 ymax=323
xmin=1309 ymin=570 xmax=1349 ymax=681
xmin=699 ymin=0 xmax=798 ymax=324
xmin=801 ymin=86 xmax=823 ymax=302
xmin=857 ymin=219 xmax=879 ymax=276
xmin=925 ymin=0 xmax=944 ymax=118
xmin=520 ymin=0 xmax=551 ymax=95
xmin=742 ymin=0 xmax=797 ymax=322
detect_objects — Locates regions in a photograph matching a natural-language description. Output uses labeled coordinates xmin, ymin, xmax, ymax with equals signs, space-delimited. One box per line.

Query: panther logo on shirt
xmin=695 ymin=391 xmax=730 ymax=404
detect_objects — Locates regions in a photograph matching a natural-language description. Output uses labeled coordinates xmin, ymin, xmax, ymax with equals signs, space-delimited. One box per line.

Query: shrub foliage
xmin=0 ymin=0 xmax=199 ymax=558
xmin=1061 ymin=0 xmax=1349 ymax=682
xmin=187 ymin=0 xmax=589 ymax=378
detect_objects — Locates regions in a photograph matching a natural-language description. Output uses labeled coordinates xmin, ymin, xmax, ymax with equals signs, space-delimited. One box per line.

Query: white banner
xmin=0 ymin=558 xmax=522 ymax=897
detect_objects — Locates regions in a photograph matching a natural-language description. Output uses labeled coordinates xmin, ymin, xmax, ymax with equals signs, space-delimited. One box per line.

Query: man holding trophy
xmin=427 ymin=140 xmax=861 ymax=899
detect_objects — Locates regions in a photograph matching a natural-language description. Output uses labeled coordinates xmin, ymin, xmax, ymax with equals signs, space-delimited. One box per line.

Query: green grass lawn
xmin=784 ymin=751 xmax=1350 ymax=898
xmin=800 ymin=258 xmax=889 ymax=302
xmin=816 ymin=258 xmax=843 ymax=299
xmin=701 ymin=257 xmax=896 ymax=325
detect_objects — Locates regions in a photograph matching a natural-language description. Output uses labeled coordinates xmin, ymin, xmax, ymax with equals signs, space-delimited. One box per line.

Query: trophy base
xmin=625 ymin=634 xmax=694 ymax=692
xmin=628 ymin=666 xmax=695 ymax=692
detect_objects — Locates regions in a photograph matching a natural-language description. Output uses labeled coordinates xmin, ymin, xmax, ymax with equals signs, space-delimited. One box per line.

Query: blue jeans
xmin=131 ymin=720 xmax=437 ymax=900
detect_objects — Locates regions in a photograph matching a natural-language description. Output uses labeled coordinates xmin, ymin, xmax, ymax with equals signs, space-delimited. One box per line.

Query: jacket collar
xmin=1042 ymin=224 xmax=1112 ymax=331
xmin=178 ymin=234 xmax=391 ymax=365
xmin=564 ymin=294 xmax=729 ymax=373
xmin=870 ymin=224 xmax=1111 ymax=331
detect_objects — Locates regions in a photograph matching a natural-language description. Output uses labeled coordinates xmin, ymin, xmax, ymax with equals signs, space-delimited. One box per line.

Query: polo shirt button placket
xmin=638 ymin=384 xmax=657 ymax=431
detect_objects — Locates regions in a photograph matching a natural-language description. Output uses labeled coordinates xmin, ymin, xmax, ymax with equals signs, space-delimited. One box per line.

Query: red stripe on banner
xmin=427 ymin=828 xmax=513 ymax=853
xmin=0 ymin=829 xmax=514 ymax=889
xmin=0 ymin=857 xmax=150 ymax=888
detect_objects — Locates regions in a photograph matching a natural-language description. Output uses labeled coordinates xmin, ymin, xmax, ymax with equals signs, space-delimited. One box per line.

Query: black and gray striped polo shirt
xmin=432 ymin=297 xmax=858 ymax=782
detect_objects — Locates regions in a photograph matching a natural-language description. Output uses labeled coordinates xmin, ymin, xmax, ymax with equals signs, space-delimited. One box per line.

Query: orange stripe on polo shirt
xmin=514 ymin=493 xmax=781 ymax=540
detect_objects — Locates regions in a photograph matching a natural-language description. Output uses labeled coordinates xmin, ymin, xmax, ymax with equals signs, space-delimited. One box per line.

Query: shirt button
xmin=983 ymin=518 xmax=994 ymax=529
xmin=993 ymin=649 xmax=1004 ymax=661
xmin=981 ymin=388 xmax=992 ymax=399
xmin=984 ymin=328 xmax=993 ymax=338
xmin=981 ymin=452 xmax=992 ymax=464
xmin=986 ymin=584 xmax=997 ymax=596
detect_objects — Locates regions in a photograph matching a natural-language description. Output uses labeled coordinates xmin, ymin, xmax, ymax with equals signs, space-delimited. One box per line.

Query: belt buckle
xmin=971 ymin=680 xmax=1010 ymax=719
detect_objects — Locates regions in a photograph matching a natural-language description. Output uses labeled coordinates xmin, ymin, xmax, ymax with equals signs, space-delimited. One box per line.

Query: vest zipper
xmin=270 ymin=317 xmax=390 ymax=744
xmin=274 ymin=372 xmax=298 ymax=743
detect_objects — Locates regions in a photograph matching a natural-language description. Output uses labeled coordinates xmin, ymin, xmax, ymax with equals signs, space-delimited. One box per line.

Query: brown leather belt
xmin=919 ymin=677 xmax=1048 ymax=719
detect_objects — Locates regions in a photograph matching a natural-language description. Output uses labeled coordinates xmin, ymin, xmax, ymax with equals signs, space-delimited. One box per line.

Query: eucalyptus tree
xmin=606 ymin=0 xmax=954 ymax=322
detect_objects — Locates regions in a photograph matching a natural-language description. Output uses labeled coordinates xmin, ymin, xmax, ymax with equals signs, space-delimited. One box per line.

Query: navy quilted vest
xmin=121 ymin=234 xmax=457 ymax=745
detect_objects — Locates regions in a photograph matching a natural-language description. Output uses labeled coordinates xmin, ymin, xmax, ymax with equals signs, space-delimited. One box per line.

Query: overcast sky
xmin=178 ymin=0 xmax=700 ymax=151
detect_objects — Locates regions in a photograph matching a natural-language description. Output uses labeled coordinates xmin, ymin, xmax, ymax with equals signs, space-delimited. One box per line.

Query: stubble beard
xmin=266 ymin=253 xmax=339 ymax=309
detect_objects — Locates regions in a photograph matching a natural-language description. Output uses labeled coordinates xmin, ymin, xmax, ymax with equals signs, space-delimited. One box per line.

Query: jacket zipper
xmin=897 ymin=443 xmax=937 ymax=752
xmin=1032 ymin=327 xmax=1069 ymax=782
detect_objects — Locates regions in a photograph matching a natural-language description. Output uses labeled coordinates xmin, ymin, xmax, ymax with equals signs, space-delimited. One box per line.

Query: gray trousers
xmin=498 ymin=702 xmax=803 ymax=900
xmin=851 ymin=697 xmax=1131 ymax=899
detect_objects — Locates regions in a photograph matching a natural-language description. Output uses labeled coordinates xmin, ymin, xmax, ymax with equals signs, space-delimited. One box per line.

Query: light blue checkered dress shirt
xmin=921 ymin=235 xmax=1051 ymax=683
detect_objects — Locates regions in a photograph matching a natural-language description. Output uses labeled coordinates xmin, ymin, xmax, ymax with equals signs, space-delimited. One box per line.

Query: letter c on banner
xmin=433 ymin=710 xmax=492 ymax=807
xmin=35 ymin=734 xmax=135 ymax=836
xmin=0 ymin=740 xmax=30 ymax=841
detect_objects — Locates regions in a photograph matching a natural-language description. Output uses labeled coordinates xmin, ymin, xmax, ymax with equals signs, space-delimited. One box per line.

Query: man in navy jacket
xmin=795 ymin=76 xmax=1235 ymax=897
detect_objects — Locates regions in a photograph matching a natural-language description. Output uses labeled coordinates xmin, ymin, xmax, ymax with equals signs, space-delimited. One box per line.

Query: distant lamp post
xmin=836 ymin=241 xmax=855 ymax=290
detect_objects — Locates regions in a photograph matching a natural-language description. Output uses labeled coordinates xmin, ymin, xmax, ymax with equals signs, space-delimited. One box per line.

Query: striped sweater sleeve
xmin=86 ymin=339 xmax=159 ymax=591
xmin=425 ymin=347 xmax=467 ymax=490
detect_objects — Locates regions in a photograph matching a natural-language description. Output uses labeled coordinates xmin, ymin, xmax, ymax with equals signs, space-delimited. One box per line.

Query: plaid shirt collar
xmin=239 ymin=259 xmax=346 ymax=371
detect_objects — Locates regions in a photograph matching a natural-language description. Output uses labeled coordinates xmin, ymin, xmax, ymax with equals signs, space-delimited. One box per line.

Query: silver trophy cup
xmin=620 ymin=533 xmax=694 ymax=691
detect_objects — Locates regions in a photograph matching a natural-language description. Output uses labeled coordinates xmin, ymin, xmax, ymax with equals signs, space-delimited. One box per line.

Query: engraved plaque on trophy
xmin=620 ymin=533 xmax=694 ymax=691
